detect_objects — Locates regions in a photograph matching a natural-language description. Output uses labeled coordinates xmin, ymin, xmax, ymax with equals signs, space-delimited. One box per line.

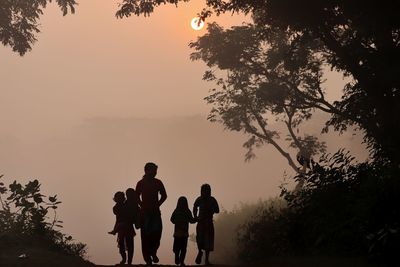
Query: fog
xmin=0 ymin=114 xmax=367 ymax=264
xmin=0 ymin=0 xmax=367 ymax=265
xmin=0 ymin=114 xmax=291 ymax=264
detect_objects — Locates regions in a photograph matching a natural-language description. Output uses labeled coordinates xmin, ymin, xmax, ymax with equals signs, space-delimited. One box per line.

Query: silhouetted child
xmin=110 ymin=191 xmax=135 ymax=265
xmin=193 ymin=184 xmax=219 ymax=265
xmin=171 ymin=196 xmax=196 ymax=266
xmin=109 ymin=189 xmax=139 ymax=234
xmin=109 ymin=191 xmax=125 ymax=235
xmin=125 ymin=188 xmax=140 ymax=230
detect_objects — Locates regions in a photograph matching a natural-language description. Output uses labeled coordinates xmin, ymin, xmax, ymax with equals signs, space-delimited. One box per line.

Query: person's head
xmin=201 ymin=183 xmax=211 ymax=198
xmin=144 ymin=162 xmax=158 ymax=178
xmin=125 ymin=188 xmax=136 ymax=201
xmin=113 ymin=191 xmax=125 ymax=204
xmin=176 ymin=196 xmax=189 ymax=210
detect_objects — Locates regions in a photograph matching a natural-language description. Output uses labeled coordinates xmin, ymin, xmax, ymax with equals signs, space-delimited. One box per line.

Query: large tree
xmin=116 ymin=0 xmax=400 ymax=165
xmin=190 ymin=22 xmax=328 ymax=178
xmin=0 ymin=0 xmax=76 ymax=55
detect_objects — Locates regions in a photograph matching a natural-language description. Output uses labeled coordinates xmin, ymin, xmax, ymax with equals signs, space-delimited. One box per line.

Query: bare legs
xmin=195 ymin=249 xmax=211 ymax=265
xmin=205 ymin=251 xmax=210 ymax=265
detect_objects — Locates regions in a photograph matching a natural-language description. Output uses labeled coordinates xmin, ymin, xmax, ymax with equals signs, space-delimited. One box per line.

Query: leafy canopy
xmin=0 ymin=0 xmax=77 ymax=55
xmin=116 ymin=0 xmax=400 ymax=164
xmin=190 ymin=22 xmax=328 ymax=173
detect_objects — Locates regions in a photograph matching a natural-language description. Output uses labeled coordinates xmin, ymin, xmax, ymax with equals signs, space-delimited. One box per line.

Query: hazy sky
xmin=0 ymin=1 xmax=366 ymax=265
xmin=1 ymin=0 xmax=245 ymax=139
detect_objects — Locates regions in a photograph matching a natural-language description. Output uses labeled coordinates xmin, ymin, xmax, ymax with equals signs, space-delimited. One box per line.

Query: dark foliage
xmin=115 ymin=0 xmax=189 ymax=18
xmin=116 ymin=0 xmax=400 ymax=165
xmin=0 ymin=0 xmax=76 ymax=55
xmin=237 ymin=199 xmax=290 ymax=261
xmin=0 ymin=175 xmax=87 ymax=258
xmin=114 ymin=3 xmax=400 ymax=262
xmin=115 ymin=2 xmax=400 ymax=263
xmin=237 ymin=151 xmax=400 ymax=264
xmin=204 ymin=199 xmax=285 ymax=263
xmin=189 ymin=21 xmax=328 ymax=173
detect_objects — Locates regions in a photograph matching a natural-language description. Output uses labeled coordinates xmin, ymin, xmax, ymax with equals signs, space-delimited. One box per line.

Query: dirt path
xmin=95 ymin=259 xmax=375 ymax=267
xmin=94 ymin=257 xmax=378 ymax=267
xmin=95 ymin=265 xmax=230 ymax=267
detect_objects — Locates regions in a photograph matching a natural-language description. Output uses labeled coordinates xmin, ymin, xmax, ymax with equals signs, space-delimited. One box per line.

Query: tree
xmin=115 ymin=1 xmax=400 ymax=260
xmin=190 ymin=22 xmax=327 ymax=178
xmin=0 ymin=0 xmax=77 ymax=55
xmin=116 ymin=0 xmax=400 ymax=165
xmin=231 ymin=0 xmax=400 ymax=164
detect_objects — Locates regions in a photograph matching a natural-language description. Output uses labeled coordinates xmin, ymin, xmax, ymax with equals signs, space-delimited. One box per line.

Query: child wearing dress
xmin=170 ymin=196 xmax=196 ymax=266
xmin=193 ymin=184 xmax=219 ymax=265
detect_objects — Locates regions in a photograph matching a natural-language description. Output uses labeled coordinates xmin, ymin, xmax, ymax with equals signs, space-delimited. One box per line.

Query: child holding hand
xmin=171 ymin=196 xmax=196 ymax=266
xmin=193 ymin=184 xmax=219 ymax=265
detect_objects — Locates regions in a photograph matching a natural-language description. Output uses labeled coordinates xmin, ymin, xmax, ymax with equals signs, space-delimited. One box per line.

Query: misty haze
xmin=1 ymin=1 xmax=398 ymax=267
xmin=0 ymin=114 xmax=366 ymax=264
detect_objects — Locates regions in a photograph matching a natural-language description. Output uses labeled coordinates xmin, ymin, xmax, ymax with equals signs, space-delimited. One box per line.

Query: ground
xmin=0 ymin=247 xmax=376 ymax=267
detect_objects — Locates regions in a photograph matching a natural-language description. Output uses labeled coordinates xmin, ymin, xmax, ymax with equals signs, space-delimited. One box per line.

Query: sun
xmin=191 ymin=17 xmax=205 ymax=31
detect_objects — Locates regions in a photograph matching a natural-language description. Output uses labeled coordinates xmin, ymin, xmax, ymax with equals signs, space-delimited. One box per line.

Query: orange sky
xmin=1 ymin=0 xmax=246 ymax=138
xmin=0 ymin=1 xmax=364 ymax=265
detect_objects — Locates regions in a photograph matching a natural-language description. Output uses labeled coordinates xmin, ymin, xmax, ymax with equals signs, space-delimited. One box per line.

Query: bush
xmin=236 ymin=150 xmax=400 ymax=264
xmin=210 ymin=199 xmax=285 ymax=263
xmin=0 ymin=175 xmax=87 ymax=259
xmin=237 ymin=199 xmax=289 ymax=262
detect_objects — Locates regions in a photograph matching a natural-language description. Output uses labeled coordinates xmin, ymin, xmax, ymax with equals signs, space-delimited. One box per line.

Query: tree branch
xmin=242 ymin=95 xmax=300 ymax=174
xmin=283 ymin=106 xmax=304 ymax=152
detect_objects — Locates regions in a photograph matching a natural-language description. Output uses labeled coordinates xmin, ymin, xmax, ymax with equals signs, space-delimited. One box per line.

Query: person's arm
xmin=134 ymin=191 xmax=140 ymax=212
xmin=158 ymin=181 xmax=167 ymax=207
xmin=188 ymin=210 xmax=196 ymax=224
xmin=170 ymin=210 xmax=176 ymax=224
xmin=135 ymin=181 xmax=143 ymax=208
xmin=213 ymin=198 xmax=220 ymax=214
xmin=193 ymin=198 xmax=199 ymax=219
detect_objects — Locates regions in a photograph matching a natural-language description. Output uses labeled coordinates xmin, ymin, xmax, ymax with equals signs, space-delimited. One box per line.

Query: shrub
xmin=206 ymin=198 xmax=286 ymax=263
xmin=236 ymin=150 xmax=400 ymax=264
xmin=0 ymin=175 xmax=87 ymax=258
xmin=237 ymin=199 xmax=289 ymax=262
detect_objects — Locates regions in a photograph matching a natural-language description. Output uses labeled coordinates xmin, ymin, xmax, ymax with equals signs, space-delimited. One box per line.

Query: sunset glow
xmin=1 ymin=1 xmax=372 ymax=266
xmin=191 ymin=17 xmax=204 ymax=30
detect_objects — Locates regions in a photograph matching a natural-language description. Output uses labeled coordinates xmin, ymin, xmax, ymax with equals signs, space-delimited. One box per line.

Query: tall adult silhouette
xmin=136 ymin=162 xmax=167 ymax=266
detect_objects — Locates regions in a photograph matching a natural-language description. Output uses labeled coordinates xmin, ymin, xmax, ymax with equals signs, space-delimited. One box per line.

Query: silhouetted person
xmin=110 ymin=191 xmax=135 ymax=265
xmin=136 ymin=162 xmax=167 ymax=266
xmin=126 ymin=188 xmax=140 ymax=230
xmin=109 ymin=189 xmax=139 ymax=235
xmin=171 ymin=196 xmax=196 ymax=266
xmin=193 ymin=184 xmax=219 ymax=265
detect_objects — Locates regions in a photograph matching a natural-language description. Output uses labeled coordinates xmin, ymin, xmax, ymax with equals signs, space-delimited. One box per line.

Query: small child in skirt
xmin=193 ymin=184 xmax=219 ymax=265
